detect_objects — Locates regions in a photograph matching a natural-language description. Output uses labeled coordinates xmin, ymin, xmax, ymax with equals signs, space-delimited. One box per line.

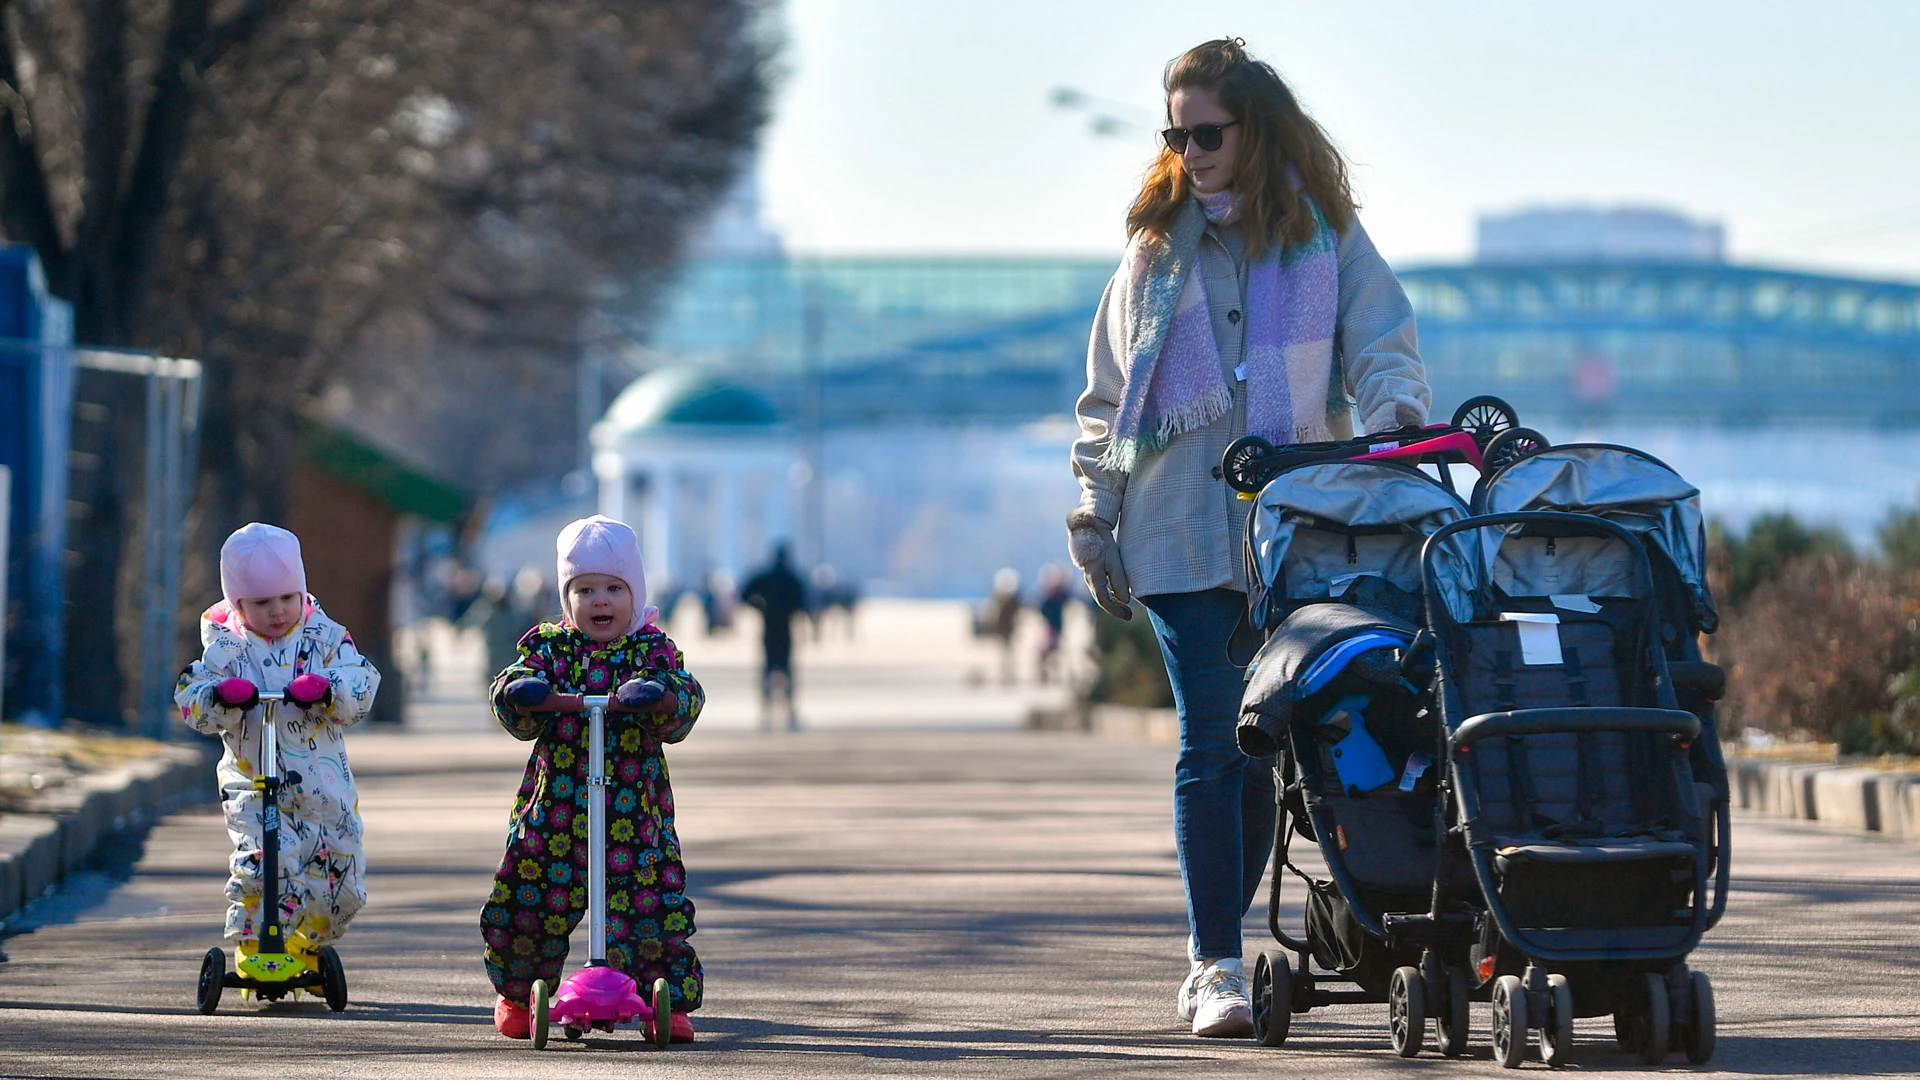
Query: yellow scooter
xmin=195 ymin=691 xmax=347 ymax=1012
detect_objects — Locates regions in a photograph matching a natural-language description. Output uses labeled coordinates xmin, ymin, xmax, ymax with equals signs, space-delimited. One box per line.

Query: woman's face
xmin=1168 ymin=85 xmax=1240 ymax=195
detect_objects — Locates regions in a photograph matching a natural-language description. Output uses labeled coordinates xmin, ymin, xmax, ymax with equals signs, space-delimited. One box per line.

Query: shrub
xmin=1084 ymin=603 xmax=1175 ymax=708
xmin=1879 ymin=501 xmax=1920 ymax=574
xmin=1715 ymin=555 xmax=1920 ymax=747
xmin=1710 ymin=512 xmax=1853 ymax=609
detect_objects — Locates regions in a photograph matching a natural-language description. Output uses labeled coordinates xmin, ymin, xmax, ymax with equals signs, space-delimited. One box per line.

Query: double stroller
xmin=1229 ymin=416 xmax=1730 ymax=1068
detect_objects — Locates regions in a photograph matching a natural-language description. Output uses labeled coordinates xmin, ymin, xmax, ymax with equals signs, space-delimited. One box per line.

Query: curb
xmin=1729 ymin=757 xmax=1920 ymax=839
xmin=0 ymin=742 xmax=215 ymax=924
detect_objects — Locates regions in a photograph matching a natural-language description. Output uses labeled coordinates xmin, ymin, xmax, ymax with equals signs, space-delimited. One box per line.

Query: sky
xmin=754 ymin=0 xmax=1920 ymax=279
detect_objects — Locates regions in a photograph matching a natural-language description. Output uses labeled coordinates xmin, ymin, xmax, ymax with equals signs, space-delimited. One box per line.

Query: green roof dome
xmin=600 ymin=367 xmax=781 ymax=437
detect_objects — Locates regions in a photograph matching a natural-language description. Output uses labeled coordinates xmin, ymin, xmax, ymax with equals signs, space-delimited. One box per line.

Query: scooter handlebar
xmin=520 ymin=693 xmax=627 ymax=714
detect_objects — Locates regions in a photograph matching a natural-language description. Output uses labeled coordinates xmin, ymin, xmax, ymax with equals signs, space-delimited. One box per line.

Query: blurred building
xmin=289 ymin=425 xmax=468 ymax=724
xmin=1476 ymin=205 xmax=1724 ymax=264
xmin=1401 ymin=205 xmax=1920 ymax=424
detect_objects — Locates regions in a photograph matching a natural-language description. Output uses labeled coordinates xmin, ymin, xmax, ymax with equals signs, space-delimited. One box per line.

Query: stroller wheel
xmin=1222 ymin=435 xmax=1275 ymax=494
xmin=196 ymin=947 xmax=226 ymax=1015
xmin=1388 ymin=966 xmax=1426 ymax=1057
xmin=1682 ymin=971 xmax=1716 ymax=1064
xmin=1436 ymin=965 xmax=1471 ymax=1058
xmin=1540 ymin=973 xmax=1575 ymax=1068
xmin=1451 ymin=395 xmax=1518 ymax=448
xmin=1636 ymin=972 xmax=1670 ymax=1066
xmin=1251 ymin=950 xmax=1292 ymax=1047
xmin=1490 ymin=975 xmax=1528 ymax=1069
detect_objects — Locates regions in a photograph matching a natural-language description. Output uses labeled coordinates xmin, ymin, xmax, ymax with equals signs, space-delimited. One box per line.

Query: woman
xmin=1067 ymin=38 xmax=1429 ymax=1038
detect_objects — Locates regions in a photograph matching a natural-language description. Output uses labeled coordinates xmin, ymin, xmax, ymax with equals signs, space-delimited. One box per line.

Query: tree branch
xmin=73 ymin=0 xmax=132 ymax=309
xmin=93 ymin=0 xmax=210 ymax=341
xmin=195 ymin=0 xmax=295 ymax=71
xmin=0 ymin=22 xmax=68 ymax=285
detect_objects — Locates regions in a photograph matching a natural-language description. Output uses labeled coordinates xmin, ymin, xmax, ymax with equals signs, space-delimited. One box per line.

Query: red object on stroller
xmin=1221 ymin=395 xmax=1545 ymax=497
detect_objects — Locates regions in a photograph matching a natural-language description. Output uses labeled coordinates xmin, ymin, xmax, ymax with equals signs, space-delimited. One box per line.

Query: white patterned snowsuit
xmin=174 ymin=598 xmax=379 ymax=944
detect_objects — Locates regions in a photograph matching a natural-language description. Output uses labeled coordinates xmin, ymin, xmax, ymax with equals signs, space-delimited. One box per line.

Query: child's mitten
xmin=503 ymin=677 xmax=551 ymax=710
xmin=614 ymin=678 xmax=667 ymax=713
xmin=286 ymin=673 xmax=332 ymax=709
xmin=214 ymin=677 xmax=260 ymax=712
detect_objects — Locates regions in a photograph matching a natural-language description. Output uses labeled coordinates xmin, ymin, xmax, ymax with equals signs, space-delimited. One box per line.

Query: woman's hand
xmin=1068 ymin=515 xmax=1133 ymax=620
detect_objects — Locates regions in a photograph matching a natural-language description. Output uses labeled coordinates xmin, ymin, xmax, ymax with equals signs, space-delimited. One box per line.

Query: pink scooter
xmin=526 ymin=693 xmax=673 ymax=1050
xmin=1220 ymin=394 xmax=1543 ymax=497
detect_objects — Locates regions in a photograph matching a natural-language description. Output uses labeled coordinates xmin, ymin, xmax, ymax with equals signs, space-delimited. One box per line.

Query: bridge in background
xmin=626 ymin=253 xmax=1920 ymax=425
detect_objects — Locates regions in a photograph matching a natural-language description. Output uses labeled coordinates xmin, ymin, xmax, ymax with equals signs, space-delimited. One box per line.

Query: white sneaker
xmin=1185 ymin=957 xmax=1255 ymax=1037
xmin=1176 ymin=960 xmax=1205 ymax=1022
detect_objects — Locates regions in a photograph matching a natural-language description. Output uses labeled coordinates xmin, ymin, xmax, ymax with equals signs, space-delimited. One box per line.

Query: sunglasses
xmin=1160 ymin=120 xmax=1240 ymax=154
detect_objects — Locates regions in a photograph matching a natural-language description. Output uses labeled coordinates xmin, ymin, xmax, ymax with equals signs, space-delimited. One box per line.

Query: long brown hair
xmin=1126 ymin=38 xmax=1356 ymax=260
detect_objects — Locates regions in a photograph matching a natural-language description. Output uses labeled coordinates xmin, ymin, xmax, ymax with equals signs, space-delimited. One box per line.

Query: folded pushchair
xmin=1231 ymin=455 xmax=1484 ymax=1054
xmin=1418 ymin=493 xmax=1722 ymax=1068
xmin=1465 ymin=443 xmax=1730 ymax=1066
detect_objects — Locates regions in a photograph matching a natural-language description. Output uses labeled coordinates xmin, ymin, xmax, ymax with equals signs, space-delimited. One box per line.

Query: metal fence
xmin=73 ymin=349 xmax=204 ymax=738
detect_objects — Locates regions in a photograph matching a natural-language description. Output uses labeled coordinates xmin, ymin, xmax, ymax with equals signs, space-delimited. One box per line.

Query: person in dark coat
xmin=741 ymin=544 xmax=807 ymax=731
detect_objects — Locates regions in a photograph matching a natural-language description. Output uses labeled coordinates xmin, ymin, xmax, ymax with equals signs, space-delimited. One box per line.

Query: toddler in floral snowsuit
xmin=483 ymin=516 xmax=705 ymax=1042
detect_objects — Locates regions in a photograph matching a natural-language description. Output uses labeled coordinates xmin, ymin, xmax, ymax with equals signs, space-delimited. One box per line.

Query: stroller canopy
xmin=1476 ymin=445 xmax=1717 ymax=631
xmin=1251 ymin=462 xmax=1476 ymax=623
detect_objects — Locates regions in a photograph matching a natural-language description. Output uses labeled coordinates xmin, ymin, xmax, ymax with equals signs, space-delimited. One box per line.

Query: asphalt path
xmin=2 ymin=728 xmax=1917 ymax=1078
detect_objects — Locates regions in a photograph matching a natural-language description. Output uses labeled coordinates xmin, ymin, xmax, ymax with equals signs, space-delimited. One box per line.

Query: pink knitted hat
xmin=556 ymin=515 xmax=658 ymax=635
xmin=219 ymin=523 xmax=307 ymax=605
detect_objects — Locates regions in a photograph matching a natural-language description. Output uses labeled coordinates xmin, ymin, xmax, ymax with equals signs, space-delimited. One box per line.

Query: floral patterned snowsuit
xmin=482 ymin=622 xmax=705 ymax=1010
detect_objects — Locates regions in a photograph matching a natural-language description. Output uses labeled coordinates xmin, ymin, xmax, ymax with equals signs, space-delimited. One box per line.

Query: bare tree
xmin=2 ymin=0 xmax=771 ymax=721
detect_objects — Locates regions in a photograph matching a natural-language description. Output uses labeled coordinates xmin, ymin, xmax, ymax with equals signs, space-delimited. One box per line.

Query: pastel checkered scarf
xmin=1099 ymin=193 xmax=1339 ymax=473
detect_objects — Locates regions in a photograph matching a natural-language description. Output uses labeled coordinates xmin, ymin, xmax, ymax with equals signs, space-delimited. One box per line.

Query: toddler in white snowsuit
xmin=175 ymin=523 xmax=380 ymax=961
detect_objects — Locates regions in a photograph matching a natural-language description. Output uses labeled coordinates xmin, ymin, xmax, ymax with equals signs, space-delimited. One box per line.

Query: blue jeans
xmin=1142 ymin=589 xmax=1276 ymax=962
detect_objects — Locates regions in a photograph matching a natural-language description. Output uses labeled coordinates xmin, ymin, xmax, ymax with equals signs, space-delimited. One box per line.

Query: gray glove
xmin=1067 ymin=513 xmax=1133 ymax=621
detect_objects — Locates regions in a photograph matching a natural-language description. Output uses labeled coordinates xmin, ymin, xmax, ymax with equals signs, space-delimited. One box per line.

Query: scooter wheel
xmin=318 ymin=945 xmax=348 ymax=1013
xmin=530 ymin=979 xmax=551 ymax=1050
xmin=1482 ymin=426 xmax=1549 ymax=471
xmin=651 ymin=977 xmax=673 ymax=1049
xmin=1451 ymin=395 xmax=1518 ymax=447
xmin=197 ymin=947 xmax=226 ymax=1015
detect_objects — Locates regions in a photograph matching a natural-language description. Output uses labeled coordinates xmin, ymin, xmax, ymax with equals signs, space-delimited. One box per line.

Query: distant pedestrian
xmin=1034 ymin=564 xmax=1071 ymax=685
xmin=981 ymin=567 xmax=1022 ymax=685
xmin=463 ymin=577 xmax=527 ymax=682
xmin=699 ymin=568 xmax=737 ymax=635
xmin=742 ymin=543 xmax=807 ymax=731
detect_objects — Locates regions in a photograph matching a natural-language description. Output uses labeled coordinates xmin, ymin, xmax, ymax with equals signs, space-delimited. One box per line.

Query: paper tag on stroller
xmin=1549 ymin=593 xmax=1602 ymax=613
xmin=1498 ymin=612 xmax=1563 ymax=665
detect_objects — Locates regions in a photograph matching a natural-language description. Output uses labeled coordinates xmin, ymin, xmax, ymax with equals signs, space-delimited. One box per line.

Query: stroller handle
xmin=1450 ymin=706 xmax=1700 ymax=754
